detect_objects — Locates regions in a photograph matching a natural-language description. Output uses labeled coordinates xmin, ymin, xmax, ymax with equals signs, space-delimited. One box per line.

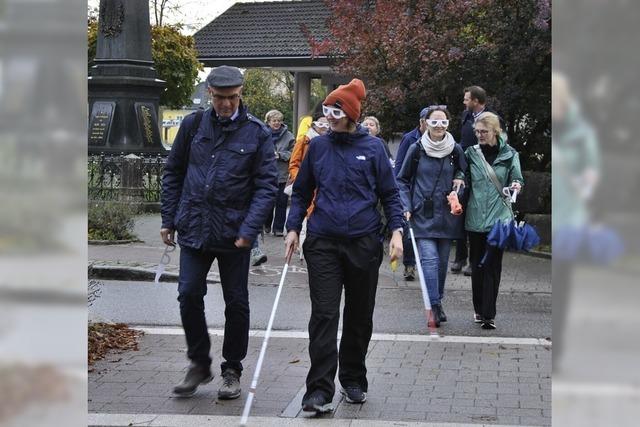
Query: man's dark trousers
xmin=402 ymin=223 xmax=416 ymax=267
xmin=454 ymin=231 xmax=469 ymax=264
xmin=177 ymin=245 xmax=250 ymax=374
xmin=302 ymin=234 xmax=382 ymax=401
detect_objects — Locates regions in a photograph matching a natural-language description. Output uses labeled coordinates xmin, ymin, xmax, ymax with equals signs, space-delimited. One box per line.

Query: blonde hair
xmin=265 ymin=109 xmax=284 ymax=123
xmin=363 ymin=116 xmax=381 ymax=133
xmin=475 ymin=112 xmax=502 ymax=135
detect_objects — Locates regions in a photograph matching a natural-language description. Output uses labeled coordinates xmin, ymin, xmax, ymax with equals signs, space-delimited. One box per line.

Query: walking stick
xmin=407 ymin=223 xmax=438 ymax=333
xmin=239 ymin=245 xmax=294 ymax=426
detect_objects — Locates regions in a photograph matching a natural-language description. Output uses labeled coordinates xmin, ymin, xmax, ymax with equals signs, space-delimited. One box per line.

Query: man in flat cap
xmin=161 ymin=65 xmax=277 ymax=399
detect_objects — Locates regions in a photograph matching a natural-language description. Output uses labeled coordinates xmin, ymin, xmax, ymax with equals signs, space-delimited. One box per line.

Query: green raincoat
xmin=457 ymin=135 xmax=524 ymax=233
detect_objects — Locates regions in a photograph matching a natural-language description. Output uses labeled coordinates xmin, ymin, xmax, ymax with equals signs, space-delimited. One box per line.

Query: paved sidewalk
xmin=88 ymin=329 xmax=550 ymax=426
xmin=89 ymin=214 xmax=551 ymax=293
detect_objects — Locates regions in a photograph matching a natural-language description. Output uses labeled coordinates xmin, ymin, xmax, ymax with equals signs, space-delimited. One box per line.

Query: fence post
xmin=119 ymin=154 xmax=144 ymax=202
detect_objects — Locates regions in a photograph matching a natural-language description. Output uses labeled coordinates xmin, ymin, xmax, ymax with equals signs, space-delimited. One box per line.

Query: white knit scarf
xmin=420 ymin=131 xmax=455 ymax=158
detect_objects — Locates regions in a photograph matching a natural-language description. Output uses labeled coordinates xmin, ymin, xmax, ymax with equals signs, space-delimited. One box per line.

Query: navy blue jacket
xmin=286 ymin=125 xmax=404 ymax=239
xmin=459 ymin=107 xmax=501 ymax=150
xmin=396 ymin=141 xmax=467 ymax=239
xmin=161 ymin=105 xmax=278 ymax=250
xmin=395 ymin=127 xmax=423 ymax=176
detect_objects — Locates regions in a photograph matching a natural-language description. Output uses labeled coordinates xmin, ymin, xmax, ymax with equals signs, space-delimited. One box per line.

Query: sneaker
xmin=302 ymin=391 xmax=333 ymax=413
xmin=173 ymin=363 xmax=213 ymax=397
xmin=403 ymin=265 xmax=416 ymax=281
xmin=474 ymin=313 xmax=483 ymax=323
xmin=341 ymin=386 xmax=367 ymax=404
xmin=481 ymin=319 xmax=496 ymax=329
xmin=274 ymin=231 xmax=284 ymax=237
xmin=264 ymin=226 xmax=272 ymax=234
xmin=250 ymin=247 xmax=267 ymax=266
xmin=218 ymin=368 xmax=241 ymax=400
xmin=462 ymin=265 xmax=472 ymax=276
xmin=450 ymin=260 xmax=465 ymax=273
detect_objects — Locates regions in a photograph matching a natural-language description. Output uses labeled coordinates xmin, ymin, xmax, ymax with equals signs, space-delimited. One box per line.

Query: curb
xmin=526 ymin=250 xmax=552 ymax=259
xmin=89 ymin=239 xmax=142 ymax=245
xmin=89 ymin=265 xmax=219 ymax=284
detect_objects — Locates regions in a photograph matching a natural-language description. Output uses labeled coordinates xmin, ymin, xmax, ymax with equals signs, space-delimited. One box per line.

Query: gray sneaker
xmin=173 ymin=363 xmax=213 ymax=397
xmin=218 ymin=368 xmax=241 ymax=400
xmin=403 ymin=265 xmax=416 ymax=281
xmin=250 ymin=247 xmax=267 ymax=266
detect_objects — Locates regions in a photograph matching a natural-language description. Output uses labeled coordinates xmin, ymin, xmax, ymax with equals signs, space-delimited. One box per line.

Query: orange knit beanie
xmin=323 ymin=79 xmax=366 ymax=122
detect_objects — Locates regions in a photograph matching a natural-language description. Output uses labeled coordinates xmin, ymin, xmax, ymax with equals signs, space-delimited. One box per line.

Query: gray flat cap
xmin=206 ymin=66 xmax=244 ymax=88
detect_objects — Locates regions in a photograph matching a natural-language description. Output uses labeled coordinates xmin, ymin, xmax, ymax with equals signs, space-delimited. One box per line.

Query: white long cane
xmin=239 ymin=246 xmax=294 ymax=426
xmin=407 ymin=223 xmax=438 ymax=333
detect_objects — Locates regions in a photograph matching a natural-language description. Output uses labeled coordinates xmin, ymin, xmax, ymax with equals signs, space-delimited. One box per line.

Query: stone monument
xmin=88 ymin=0 xmax=166 ymax=153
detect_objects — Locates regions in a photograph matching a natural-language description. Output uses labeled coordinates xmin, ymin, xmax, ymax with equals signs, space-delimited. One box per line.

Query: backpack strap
xmin=183 ymin=109 xmax=204 ymax=166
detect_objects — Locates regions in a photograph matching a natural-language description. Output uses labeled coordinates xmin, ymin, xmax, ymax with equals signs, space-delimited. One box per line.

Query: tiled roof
xmin=194 ymin=0 xmax=331 ymax=59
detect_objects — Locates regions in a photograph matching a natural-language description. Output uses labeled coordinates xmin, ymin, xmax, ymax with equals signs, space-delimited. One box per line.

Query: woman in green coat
xmin=460 ymin=112 xmax=524 ymax=329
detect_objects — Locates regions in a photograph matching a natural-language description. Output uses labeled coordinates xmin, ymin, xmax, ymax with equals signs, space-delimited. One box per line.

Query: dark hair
xmin=307 ymin=100 xmax=324 ymax=117
xmin=464 ymin=85 xmax=487 ymax=104
xmin=311 ymin=111 xmax=324 ymax=121
xmin=426 ymin=107 xmax=451 ymax=120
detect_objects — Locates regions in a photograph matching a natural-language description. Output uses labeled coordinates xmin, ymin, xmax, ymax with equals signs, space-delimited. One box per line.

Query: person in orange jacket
xmin=286 ymin=115 xmax=329 ymax=216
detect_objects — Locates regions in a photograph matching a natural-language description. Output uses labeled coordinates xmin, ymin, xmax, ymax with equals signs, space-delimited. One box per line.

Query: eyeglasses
xmin=313 ymin=121 xmax=330 ymax=129
xmin=426 ymin=119 xmax=449 ymax=127
xmin=322 ymin=105 xmax=347 ymax=119
xmin=211 ymin=93 xmax=241 ymax=102
xmin=474 ymin=129 xmax=491 ymax=136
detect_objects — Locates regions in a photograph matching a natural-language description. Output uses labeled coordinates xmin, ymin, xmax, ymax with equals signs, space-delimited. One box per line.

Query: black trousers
xmin=302 ymin=234 xmax=383 ymax=401
xmin=454 ymin=231 xmax=469 ymax=263
xmin=177 ymin=245 xmax=250 ymax=374
xmin=468 ymin=231 xmax=504 ymax=320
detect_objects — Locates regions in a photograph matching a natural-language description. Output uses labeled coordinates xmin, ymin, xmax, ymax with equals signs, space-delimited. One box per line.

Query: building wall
xmin=161 ymin=109 xmax=194 ymax=146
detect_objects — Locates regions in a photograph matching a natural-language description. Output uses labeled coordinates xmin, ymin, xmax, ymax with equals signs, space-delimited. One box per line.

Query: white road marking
xmin=132 ymin=326 xmax=551 ymax=346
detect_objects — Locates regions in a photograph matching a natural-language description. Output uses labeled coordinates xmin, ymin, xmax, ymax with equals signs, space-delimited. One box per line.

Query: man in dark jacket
xmin=160 ymin=66 xmax=278 ymax=399
xmin=453 ymin=86 xmax=499 ymax=275
xmin=394 ymin=107 xmax=429 ymax=281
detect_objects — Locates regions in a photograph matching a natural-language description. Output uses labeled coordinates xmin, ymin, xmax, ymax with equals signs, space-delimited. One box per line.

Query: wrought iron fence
xmin=88 ymin=153 xmax=167 ymax=202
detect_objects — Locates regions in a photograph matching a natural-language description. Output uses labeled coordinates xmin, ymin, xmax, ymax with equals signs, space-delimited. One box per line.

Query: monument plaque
xmin=135 ymin=102 xmax=161 ymax=147
xmin=88 ymin=101 xmax=116 ymax=146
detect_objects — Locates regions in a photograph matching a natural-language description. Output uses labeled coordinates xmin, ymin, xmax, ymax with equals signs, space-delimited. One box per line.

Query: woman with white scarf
xmin=396 ymin=106 xmax=467 ymax=326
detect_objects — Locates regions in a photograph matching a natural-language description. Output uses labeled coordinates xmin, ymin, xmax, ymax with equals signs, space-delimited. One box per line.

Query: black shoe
xmin=274 ymin=231 xmax=284 ymax=237
xmin=302 ymin=391 xmax=333 ymax=413
xmin=462 ymin=265 xmax=472 ymax=276
xmin=341 ymin=385 xmax=367 ymax=403
xmin=250 ymin=247 xmax=268 ymax=266
xmin=218 ymin=368 xmax=241 ymax=400
xmin=474 ymin=313 xmax=483 ymax=323
xmin=450 ymin=260 xmax=465 ymax=273
xmin=438 ymin=304 xmax=447 ymax=322
xmin=264 ymin=226 xmax=272 ymax=234
xmin=430 ymin=305 xmax=441 ymax=328
xmin=403 ymin=265 xmax=416 ymax=281
xmin=481 ymin=319 xmax=496 ymax=329
xmin=173 ymin=363 xmax=213 ymax=397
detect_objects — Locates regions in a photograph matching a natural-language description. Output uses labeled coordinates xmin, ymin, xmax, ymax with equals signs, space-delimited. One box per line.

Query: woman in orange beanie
xmin=285 ymin=79 xmax=404 ymax=413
